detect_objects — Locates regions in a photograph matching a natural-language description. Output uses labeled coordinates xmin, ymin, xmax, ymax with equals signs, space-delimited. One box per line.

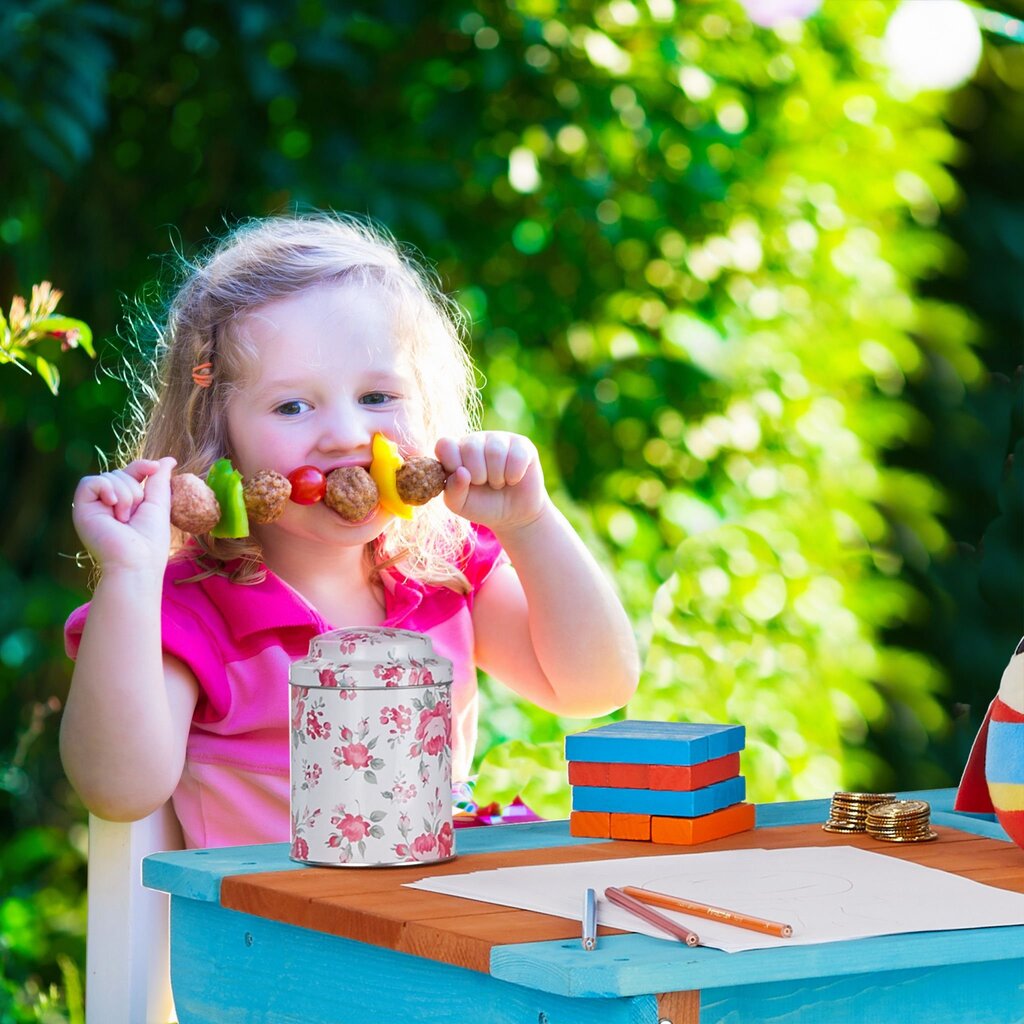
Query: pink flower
xmin=318 ymin=668 xmax=338 ymax=687
xmin=340 ymin=742 xmax=371 ymax=769
xmin=380 ymin=705 xmax=413 ymax=734
xmin=409 ymin=667 xmax=434 ymax=687
xmin=291 ymin=697 xmax=306 ymax=732
xmin=306 ymin=709 xmax=330 ymax=739
xmin=411 ymin=832 xmax=438 ymax=859
xmin=338 ymin=813 xmax=371 ymax=843
xmin=374 ymin=664 xmax=404 ymax=686
xmin=437 ymin=822 xmax=454 ymax=858
xmin=415 ymin=703 xmax=451 ymax=757
xmin=393 ymin=843 xmax=410 ymax=858
xmin=291 ymin=836 xmax=309 ymax=860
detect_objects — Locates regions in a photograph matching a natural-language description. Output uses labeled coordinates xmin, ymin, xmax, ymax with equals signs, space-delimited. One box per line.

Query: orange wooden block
xmin=606 ymin=762 xmax=651 ymax=788
xmin=609 ymin=813 xmax=652 ymax=841
xmin=650 ymin=752 xmax=741 ymax=791
xmin=568 ymin=762 xmax=609 ymax=786
xmin=569 ymin=811 xmax=610 ymax=838
xmin=651 ymin=802 xmax=755 ymax=846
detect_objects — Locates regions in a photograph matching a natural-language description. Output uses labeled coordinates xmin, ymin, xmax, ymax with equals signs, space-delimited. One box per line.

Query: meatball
xmin=395 ymin=457 xmax=447 ymax=506
xmin=243 ymin=470 xmax=292 ymax=525
xmin=325 ymin=466 xmax=379 ymax=522
xmin=170 ymin=473 xmax=221 ymax=535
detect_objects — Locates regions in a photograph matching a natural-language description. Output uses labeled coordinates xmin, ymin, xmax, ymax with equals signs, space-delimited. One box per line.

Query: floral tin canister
xmin=289 ymin=627 xmax=455 ymax=867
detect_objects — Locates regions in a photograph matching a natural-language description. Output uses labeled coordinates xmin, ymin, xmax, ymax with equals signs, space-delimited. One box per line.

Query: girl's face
xmin=225 ymin=281 xmax=424 ymax=546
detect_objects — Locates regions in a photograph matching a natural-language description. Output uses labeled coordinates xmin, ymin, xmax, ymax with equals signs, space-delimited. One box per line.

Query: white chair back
xmin=86 ymin=804 xmax=182 ymax=1023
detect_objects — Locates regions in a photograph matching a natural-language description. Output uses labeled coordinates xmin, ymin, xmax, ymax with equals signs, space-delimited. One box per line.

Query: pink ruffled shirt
xmin=64 ymin=527 xmax=508 ymax=849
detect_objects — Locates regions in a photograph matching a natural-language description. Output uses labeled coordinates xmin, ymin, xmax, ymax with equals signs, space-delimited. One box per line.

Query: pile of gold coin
xmin=865 ymin=799 xmax=937 ymax=843
xmin=823 ymin=792 xmax=896 ymax=833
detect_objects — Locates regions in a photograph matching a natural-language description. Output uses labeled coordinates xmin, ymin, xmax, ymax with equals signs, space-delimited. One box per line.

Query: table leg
xmin=656 ymin=990 xmax=700 ymax=1024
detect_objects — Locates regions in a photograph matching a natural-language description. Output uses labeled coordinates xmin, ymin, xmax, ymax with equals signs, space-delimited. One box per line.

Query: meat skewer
xmin=168 ymin=438 xmax=448 ymax=536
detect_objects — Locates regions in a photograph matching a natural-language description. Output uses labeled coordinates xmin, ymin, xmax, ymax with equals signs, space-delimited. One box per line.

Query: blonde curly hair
xmin=121 ymin=213 xmax=481 ymax=590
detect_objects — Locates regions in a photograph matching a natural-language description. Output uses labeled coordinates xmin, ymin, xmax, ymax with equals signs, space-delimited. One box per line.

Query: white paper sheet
xmin=406 ymin=846 xmax=1024 ymax=952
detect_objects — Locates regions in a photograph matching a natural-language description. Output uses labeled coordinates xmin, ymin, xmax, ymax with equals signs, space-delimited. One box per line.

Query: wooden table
xmin=144 ymin=789 xmax=1024 ymax=1023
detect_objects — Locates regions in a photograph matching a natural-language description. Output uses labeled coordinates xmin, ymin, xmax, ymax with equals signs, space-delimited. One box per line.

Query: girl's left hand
xmin=435 ymin=432 xmax=548 ymax=533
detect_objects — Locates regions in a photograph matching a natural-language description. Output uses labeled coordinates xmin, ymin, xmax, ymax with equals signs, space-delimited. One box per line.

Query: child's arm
xmin=437 ymin=433 xmax=639 ymax=718
xmin=60 ymin=458 xmax=199 ymax=821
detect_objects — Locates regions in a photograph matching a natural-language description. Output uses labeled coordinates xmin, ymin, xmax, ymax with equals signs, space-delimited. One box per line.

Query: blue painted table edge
xmin=144 ymin=788 xmax=1024 ymax=1001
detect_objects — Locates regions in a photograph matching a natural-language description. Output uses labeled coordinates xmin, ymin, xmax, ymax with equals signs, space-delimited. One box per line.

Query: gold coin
xmin=868 ymin=799 xmax=930 ymax=819
xmin=825 ymin=792 xmax=909 ymax=833
xmin=870 ymin=830 xmax=938 ymax=843
xmin=833 ymin=792 xmax=896 ymax=801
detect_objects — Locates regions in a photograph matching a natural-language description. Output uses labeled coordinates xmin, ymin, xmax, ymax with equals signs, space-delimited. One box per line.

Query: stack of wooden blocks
xmin=565 ymin=720 xmax=755 ymax=845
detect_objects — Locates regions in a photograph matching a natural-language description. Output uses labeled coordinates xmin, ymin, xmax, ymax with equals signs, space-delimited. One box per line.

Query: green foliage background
xmin=1 ymin=0 xmax=1022 ymax=1018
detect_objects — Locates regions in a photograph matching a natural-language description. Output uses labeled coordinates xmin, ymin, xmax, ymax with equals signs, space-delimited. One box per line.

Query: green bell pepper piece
xmin=206 ymin=458 xmax=249 ymax=538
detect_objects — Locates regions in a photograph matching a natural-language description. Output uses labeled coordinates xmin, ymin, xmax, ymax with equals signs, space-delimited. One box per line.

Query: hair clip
xmin=191 ymin=362 xmax=213 ymax=388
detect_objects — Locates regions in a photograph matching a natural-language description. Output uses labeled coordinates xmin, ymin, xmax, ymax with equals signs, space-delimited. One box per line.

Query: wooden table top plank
xmin=218 ymin=840 xmax=665 ymax=910
xmin=142 ymin=817 xmax=603 ymax=903
xmin=399 ymin=908 xmax=581 ymax=972
xmin=216 ymin=821 xmax=1024 ymax=975
xmin=144 ymin=790 xmax=985 ymax=903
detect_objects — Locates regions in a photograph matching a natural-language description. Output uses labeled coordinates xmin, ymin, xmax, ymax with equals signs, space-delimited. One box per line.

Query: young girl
xmin=60 ymin=214 xmax=639 ymax=849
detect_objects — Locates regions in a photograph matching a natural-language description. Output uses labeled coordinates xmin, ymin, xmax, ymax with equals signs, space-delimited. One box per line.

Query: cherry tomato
xmin=287 ymin=465 xmax=326 ymax=505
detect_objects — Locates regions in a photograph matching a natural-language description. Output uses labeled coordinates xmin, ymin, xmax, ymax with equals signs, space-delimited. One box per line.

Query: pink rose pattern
xmin=392 ymin=789 xmax=453 ymax=862
xmin=330 ymin=716 xmax=385 ymax=783
xmin=290 ymin=679 xmax=453 ymax=866
xmin=303 ymin=634 xmax=444 ymax=694
xmin=290 ymin=803 xmax=321 ymax=861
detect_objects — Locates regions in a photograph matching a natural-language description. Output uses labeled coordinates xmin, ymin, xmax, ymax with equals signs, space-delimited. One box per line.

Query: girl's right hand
xmin=72 ymin=458 xmax=177 ymax=575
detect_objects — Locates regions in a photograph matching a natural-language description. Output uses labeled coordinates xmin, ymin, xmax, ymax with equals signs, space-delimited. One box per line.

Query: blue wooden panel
xmin=168 ymin=895 xmax=666 ymax=1024
xmin=572 ymin=777 xmax=745 ymax=816
xmin=753 ymin=799 xmax=829 ymax=827
xmin=489 ymin=924 xmax=1024 ymax=998
xmin=932 ymin=811 xmax=1012 ymax=841
xmin=143 ymin=842 xmax=298 ymax=903
xmin=752 ymin=790 xmax=994 ymax=826
xmin=900 ymin=788 xmax=959 ymax=813
xmin=144 ymin=819 xmax=600 ymax=902
xmin=565 ymin=721 xmax=745 ymax=766
xmin=698 ymin=958 xmax=1024 ymax=1024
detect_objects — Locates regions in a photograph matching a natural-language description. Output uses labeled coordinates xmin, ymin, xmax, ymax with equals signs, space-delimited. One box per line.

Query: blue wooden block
xmin=564 ymin=720 xmax=745 ymax=766
xmin=571 ymin=776 xmax=745 ymax=816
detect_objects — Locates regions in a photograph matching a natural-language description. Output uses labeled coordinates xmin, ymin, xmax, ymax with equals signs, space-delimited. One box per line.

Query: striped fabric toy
xmin=955 ymin=637 xmax=1024 ymax=849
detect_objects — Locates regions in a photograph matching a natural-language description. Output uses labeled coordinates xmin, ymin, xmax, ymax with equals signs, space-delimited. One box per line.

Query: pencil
xmin=604 ymin=887 xmax=700 ymax=947
xmin=621 ymin=885 xmax=793 ymax=939
xmin=582 ymin=887 xmax=597 ymax=951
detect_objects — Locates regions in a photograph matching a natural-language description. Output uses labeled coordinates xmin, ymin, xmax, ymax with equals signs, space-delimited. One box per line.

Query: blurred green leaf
xmin=473 ymin=739 xmax=570 ymax=819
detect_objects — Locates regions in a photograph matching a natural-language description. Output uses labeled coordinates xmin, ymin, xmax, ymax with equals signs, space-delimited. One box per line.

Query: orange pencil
xmin=622 ymin=885 xmax=793 ymax=939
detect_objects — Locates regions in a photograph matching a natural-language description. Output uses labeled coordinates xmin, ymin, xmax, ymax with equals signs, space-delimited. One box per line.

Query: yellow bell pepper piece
xmin=370 ymin=433 xmax=414 ymax=519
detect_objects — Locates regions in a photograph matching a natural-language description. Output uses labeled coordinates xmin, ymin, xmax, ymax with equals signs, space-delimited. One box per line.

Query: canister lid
xmin=289 ymin=627 xmax=453 ymax=689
